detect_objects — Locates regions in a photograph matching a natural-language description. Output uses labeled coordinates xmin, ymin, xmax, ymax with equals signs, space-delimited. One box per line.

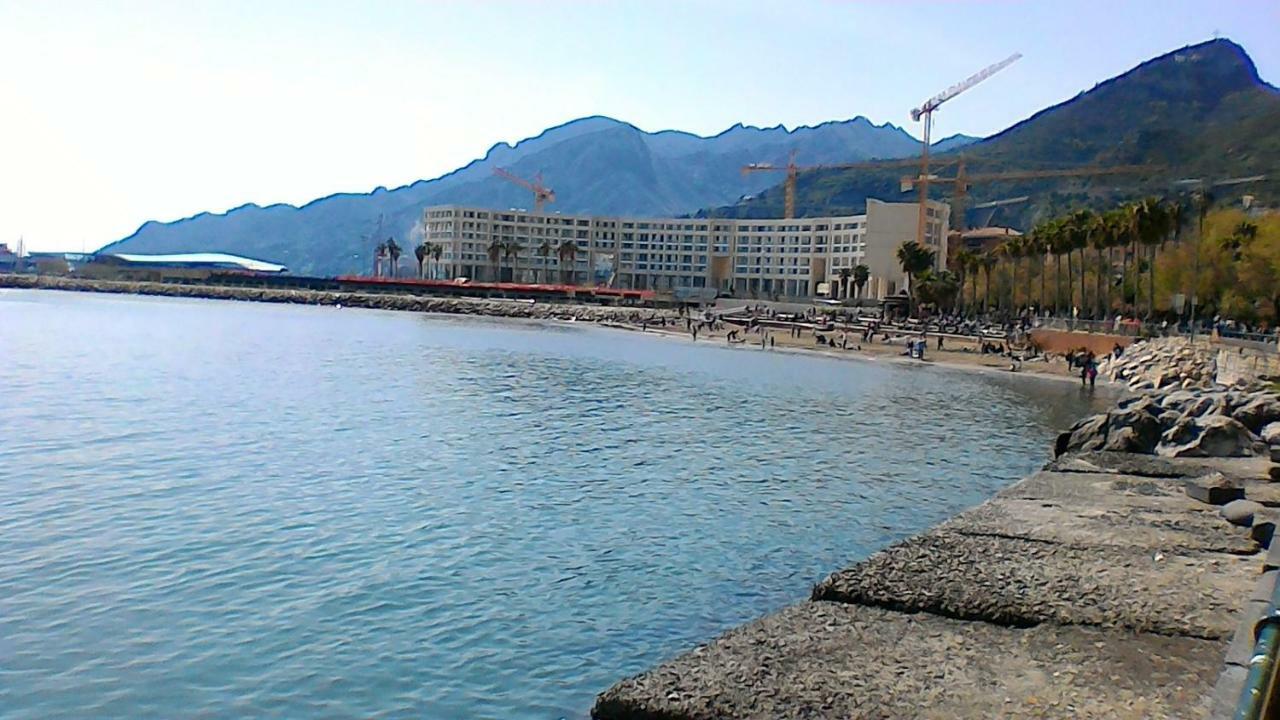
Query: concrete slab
xmin=593 ymin=601 xmax=1222 ymax=720
xmin=1046 ymin=452 xmax=1274 ymax=482
xmin=945 ymin=496 xmax=1256 ymax=555
xmin=812 ymin=530 xmax=1254 ymax=639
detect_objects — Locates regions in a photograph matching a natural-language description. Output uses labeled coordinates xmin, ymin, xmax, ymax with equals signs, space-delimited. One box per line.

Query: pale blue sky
xmin=2 ymin=0 xmax=1276 ymax=251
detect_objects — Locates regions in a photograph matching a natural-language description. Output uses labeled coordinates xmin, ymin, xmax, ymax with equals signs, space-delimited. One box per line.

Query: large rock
xmin=1055 ymin=413 xmax=1109 ymax=457
xmin=1184 ymin=471 xmax=1245 ymax=505
xmin=1221 ymin=499 xmax=1263 ymax=526
xmin=1102 ymin=406 xmax=1163 ymax=453
xmin=1157 ymin=415 xmax=1267 ymax=458
xmin=1262 ymin=422 xmax=1280 ymax=446
xmin=1235 ymin=395 xmax=1280 ymax=434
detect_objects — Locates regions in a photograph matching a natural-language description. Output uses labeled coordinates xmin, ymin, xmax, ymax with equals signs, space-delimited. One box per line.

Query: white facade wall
xmin=422 ymin=199 xmax=948 ymax=299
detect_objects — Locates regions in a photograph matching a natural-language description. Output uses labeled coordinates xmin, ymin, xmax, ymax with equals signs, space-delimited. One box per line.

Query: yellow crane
xmin=910 ymin=53 xmax=1022 ymax=244
xmin=741 ymin=153 xmax=957 ymax=219
xmin=899 ymin=160 xmax=1158 ymax=231
xmin=493 ymin=167 xmax=556 ymax=213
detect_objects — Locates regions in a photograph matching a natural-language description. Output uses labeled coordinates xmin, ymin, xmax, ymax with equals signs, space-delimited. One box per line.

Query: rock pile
xmin=0 ymin=273 xmax=675 ymax=324
xmin=1099 ymin=337 xmax=1219 ymax=392
xmin=1056 ymin=386 xmax=1280 ymax=460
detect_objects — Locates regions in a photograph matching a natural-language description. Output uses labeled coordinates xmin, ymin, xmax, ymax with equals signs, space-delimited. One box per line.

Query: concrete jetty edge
xmin=591 ymin=449 xmax=1279 ymax=720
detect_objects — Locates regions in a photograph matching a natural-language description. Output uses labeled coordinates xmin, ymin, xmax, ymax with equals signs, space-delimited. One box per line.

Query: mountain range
xmin=103 ymin=38 xmax=1277 ymax=276
xmin=718 ymin=39 xmax=1279 ymax=228
xmin=101 ymin=117 xmax=975 ymax=276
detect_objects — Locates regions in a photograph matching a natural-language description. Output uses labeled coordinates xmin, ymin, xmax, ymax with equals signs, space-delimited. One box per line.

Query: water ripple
xmin=0 ymin=290 xmax=1110 ymax=720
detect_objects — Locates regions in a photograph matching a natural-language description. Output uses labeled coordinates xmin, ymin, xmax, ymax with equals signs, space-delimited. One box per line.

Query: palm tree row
xmin=414 ymin=241 xmax=445 ymax=279
xmin=486 ymin=237 xmax=582 ymax=284
xmin=950 ymin=197 xmax=1185 ymax=320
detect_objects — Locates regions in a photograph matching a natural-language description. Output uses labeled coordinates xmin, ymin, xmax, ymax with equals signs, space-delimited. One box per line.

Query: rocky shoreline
xmin=592 ymin=337 xmax=1280 ymax=719
xmin=0 ymin=274 xmax=676 ymax=323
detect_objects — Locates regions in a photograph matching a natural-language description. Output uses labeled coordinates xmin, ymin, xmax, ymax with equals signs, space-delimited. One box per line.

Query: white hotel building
xmin=422 ymin=198 xmax=949 ymax=299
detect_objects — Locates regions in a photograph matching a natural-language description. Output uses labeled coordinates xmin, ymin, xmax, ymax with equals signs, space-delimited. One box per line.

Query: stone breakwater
xmin=1059 ymin=337 xmax=1280 ymax=462
xmin=1100 ymin=336 xmax=1220 ymax=392
xmin=593 ymin=393 xmax=1280 ymax=717
xmin=0 ymin=274 xmax=674 ymax=323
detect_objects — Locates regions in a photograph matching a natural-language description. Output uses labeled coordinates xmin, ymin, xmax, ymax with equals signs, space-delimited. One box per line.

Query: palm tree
xmin=429 ymin=242 xmax=444 ymax=279
xmin=557 ymin=240 xmax=579 ymax=284
xmin=414 ymin=242 xmax=427 ymax=279
xmin=837 ymin=267 xmax=852 ymax=299
xmin=1045 ymin=219 xmax=1068 ymax=316
xmin=980 ymin=252 xmax=997 ymax=314
xmin=896 ymin=240 xmax=935 ymax=316
xmin=1132 ymin=197 xmax=1170 ymax=318
xmin=374 ymin=241 xmax=387 ymax=277
xmin=1089 ymin=214 xmax=1112 ymax=319
xmin=385 ymin=237 xmax=402 ymax=279
xmin=1025 ymin=231 xmax=1045 ymax=315
xmin=537 ymin=239 xmax=555 ymax=284
xmin=996 ymin=237 xmax=1019 ymax=314
xmin=962 ymin=253 xmax=980 ymax=315
xmin=853 ymin=263 xmax=870 ymax=300
xmin=953 ymin=250 xmax=976 ymax=314
xmin=502 ymin=240 xmax=523 ymax=282
xmin=1065 ymin=210 xmax=1094 ymax=318
xmin=487 ymin=239 xmax=503 ymax=282
xmin=916 ymin=270 xmax=960 ymax=312
xmin=1103 ymin=208 xmax=1128 ymax=318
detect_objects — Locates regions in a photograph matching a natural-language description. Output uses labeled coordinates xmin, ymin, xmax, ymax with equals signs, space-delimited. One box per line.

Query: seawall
xmin=0 ymin=274 xmax=672 ymax=323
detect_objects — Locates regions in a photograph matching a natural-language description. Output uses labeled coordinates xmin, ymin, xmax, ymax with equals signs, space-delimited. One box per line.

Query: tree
xmin=996 ymin=237 xmax=1019 ymax=314
xmin=1089 ymin=213 xmax=1113 ymax=319
xmin=1045 ymin=219 xmax=1069 ymax=316
xmin=896 ymin=240 xmax=936 ymax=316
xmin=557 ymin=240 xmax=579 ymax=284
xmin=1133 ymin=197 xmax=1171 ymax=318
xmin=385 ymin=237 xmax=401 ymax=279
xmin=487 ymin=239 xmax=503 ymax=282
xmin=837 ymin=267 xmax=852 ymax=299
xmin=502 ymin=240 xmax=523 ymax=282
xmin=414 ymin=242 xmax=428 ymax=279
xmin=853 ymin=263 xmax=870 ymax=300
xmin=1222 ymin=221 xmax=1258 ymax=261
xmin=429 ymin=242 xmax=444 ymax=279
xmin=953 ymin=250 xmax=976 ymax=314
xmin=916 ymin=270 xmax=960 ymax=312
xmin=980 ymin=252 xmax=997 ymax=314
xmin=537 ymin=239 xmax=555 ymax=284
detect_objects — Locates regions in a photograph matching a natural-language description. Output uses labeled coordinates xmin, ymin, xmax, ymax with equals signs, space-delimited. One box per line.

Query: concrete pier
xmin=593 ymin=451 xmax=1277 ymax=719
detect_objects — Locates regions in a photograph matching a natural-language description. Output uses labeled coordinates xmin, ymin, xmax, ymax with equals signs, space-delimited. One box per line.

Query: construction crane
xmin=910 ymin=53 xmax=1022 ymax=244
xmin=740 ymin=152 xmax=958 ymax=219
xmin=900 ymin=160 xmax=1157 ymax=231
xmin=493 ymin=167 xmax=556 ymax=213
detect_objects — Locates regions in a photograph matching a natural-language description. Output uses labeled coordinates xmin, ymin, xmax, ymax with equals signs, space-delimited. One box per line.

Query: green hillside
xmin=714 ymin=39 xmax=1280 ymax=227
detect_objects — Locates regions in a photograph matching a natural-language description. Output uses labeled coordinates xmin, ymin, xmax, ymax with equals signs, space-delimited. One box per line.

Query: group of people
xmin=1065 ymin=348 xmax=1100 ymax=388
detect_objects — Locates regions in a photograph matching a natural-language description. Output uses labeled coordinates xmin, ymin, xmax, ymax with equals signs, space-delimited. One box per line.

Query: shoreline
xmin=599 ymin=319 xmax=1094 ymax=387
xmin=6 ymin=273 xmax=1096 ymax=386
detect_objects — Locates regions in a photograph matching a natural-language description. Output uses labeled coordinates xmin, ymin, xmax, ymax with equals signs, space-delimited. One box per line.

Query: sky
xmin=2 ymin=0 xmax=1277 ymax=252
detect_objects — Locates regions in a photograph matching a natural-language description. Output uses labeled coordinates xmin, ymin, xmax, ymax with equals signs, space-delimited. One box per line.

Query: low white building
xmin=422 ymin=198 xmax=948 ymax=299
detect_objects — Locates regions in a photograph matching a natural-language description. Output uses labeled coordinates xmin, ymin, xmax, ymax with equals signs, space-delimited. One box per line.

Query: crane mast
xmin=910 ymin=53 xmax=1021 ymax=246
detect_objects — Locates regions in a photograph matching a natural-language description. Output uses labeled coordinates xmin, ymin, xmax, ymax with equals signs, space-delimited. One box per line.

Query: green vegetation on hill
xmin=717 ymin=39 xmax=1280 ymax=228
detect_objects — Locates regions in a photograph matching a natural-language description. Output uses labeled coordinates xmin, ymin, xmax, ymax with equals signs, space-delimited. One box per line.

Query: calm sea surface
xmin=0 ymin=290 xmax=1110 ymax=719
